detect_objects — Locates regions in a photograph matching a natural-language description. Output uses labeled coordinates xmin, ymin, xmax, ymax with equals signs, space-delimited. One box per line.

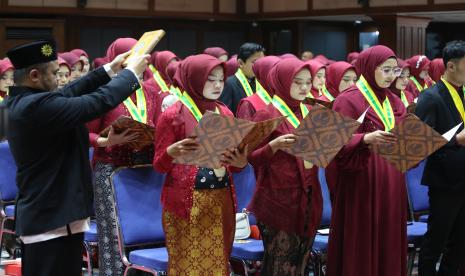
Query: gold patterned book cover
xmin=174 ymin=112 xmax=283 ymax=169
xmin=283 ymin=104 xmax=363 ymax=168
xmin=125 ymin=30 xmax=166 ymax=65
xmin=371 ymin=114 xmax=449 ymax=173
xmin=100 ymin=116 xmax=154 ymax=151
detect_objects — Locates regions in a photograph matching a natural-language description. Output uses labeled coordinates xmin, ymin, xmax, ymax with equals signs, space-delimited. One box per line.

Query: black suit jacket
xmin=415 ymin=80 xmax=465 ymax=191
xmin=6 ymin=67 xmax=140 ymax=235
xmin=219 ymin=74 xmax=256 ymax=114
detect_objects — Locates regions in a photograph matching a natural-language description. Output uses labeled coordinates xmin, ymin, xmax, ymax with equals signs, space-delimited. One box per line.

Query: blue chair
xmin=110 ymin=166 xmax=168 ymax=276
xmin=231 ymin=164 xmax=264 ymax=276
xmin=0 ymin=141 xmax=18 ymax=255
xmin=406 ymin=160 xmax=430 ymax=221
xmin=310 ymin=168 xmax=332 ymax=276
xmin=405 ymin=161 xmax=429 ymax=276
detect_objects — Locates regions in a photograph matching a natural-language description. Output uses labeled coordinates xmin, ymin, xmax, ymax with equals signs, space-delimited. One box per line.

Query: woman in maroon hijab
xmin=347 ymin=51 xmax=360 ymax=65
xmin=318 ymin=61 xmax=356 ymax=102
xmin=428 ymin=58 xmax=446 ymax=83
xmin=225 ymin=54 xmax=239 ymax=78
xmin=92 ymin=56 xmax=108 ymax=69
xmin=326 ymin=45 xmax=407 ymax=276
xmin=204 ymin=47 xmax=229 ymax=62
xmin=406 ymin=55 xmax=435 ymax=97
xmin=390 ymin=59 xmax=415 ymax=108
xmin=236 ymin=55 xmax=281 ymax=120
xmin=59 ymin=52 xmax=83 ymax=82
xmin=86 ymin=37 xmax=159 ymax=276
xmin=154 ymin=54 xmax=247 ymax=275
xmin=149 ymin=50 xmax=180 ymax=121
xmin=306 ymin=60 xmax=325 ymax=98
xmin=70 ymin=49 xmax=90 ymax=75
xmin=248 ymin=58 xmax=323 ymax=275
xmin=0 ymin=58 xmax=14 ymax=101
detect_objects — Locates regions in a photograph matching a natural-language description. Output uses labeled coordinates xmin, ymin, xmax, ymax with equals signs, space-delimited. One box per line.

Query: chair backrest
xmin=318 ymin=168 xmax=332 ymax=227
xmin=233 ymin=164 xmax=257 ymax=225
xmin=111 ymin=166 xmax=166 ymax=246
xmin=0 ymin=141 xmax=18 ymax=202
xmin=405 ymin=160 xmax=429 ymax=213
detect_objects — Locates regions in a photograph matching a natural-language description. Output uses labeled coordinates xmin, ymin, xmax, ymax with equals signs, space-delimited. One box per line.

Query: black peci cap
xmin=7 ymin=40 xmax=57 ymax=69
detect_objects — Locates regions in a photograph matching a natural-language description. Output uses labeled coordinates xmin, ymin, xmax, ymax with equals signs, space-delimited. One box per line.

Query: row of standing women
xmin=0 ymin=39 xmax=455 ymax=276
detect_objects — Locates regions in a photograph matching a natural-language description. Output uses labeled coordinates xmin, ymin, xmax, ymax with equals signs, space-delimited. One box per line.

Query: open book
xmin=282 ymin=104 xmax=367 ymax=168
xmin=370 ymin=113 xmax=461 ymax=173
xmin=173 ymin=112 xmax=284 ymax=169
xmin=99 ymin=116 xmax=154 ymax=151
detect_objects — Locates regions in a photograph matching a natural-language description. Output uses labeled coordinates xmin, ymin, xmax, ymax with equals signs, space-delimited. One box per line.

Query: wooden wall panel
xmin=155 ymin=0 xmax=214 ymax=12
xmin=219 ymin=0 xmax=236 ymax=13
xmin=86 ymin=0 xmax=116 ymax=9
xmin=246 ymin=0 xmax=259 ymax=13
xmin=7 ymin=0 xmax=42 ymax=6
xmin=116 ymin=0 xmax=148 ymax=10
xmin=313 ymin=0 xmax=361 ymax=10
xmin=434 ymin=0 xmax=465 ymax=3
xmin=370 ymin=0 xmax=427 ymax=6
xmin=263 ymin=0 xmax=307 ymax=12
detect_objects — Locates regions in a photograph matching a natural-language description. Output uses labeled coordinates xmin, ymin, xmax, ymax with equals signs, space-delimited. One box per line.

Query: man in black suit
xmin=219 ymin=42 xmax=265 ymax=114
xmin=6 ymin=40 xmax=149 ymax=276
xmin=416 ymin=40 xmax=465 ymax=276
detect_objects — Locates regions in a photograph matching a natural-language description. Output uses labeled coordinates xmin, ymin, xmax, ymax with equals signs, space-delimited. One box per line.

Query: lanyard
xmin=400 ymin=91 xmax=409 ymax=108
xmin=235 ymin=69 xmax=254 ymax=97
xmin=255 ymin=80 xmax=272 ymax=105
xmin=123 ymin=86 xmax=147 ymax=124
xmin=271 ymin=95 xmax=309 ymax=129
xmin=356 ymin=75 xmax=395 ymax=131
xmin=179 ymin=91 xmax=219 ymax=122
xmin=169 ymin=85 xmax=183 ymax=99
xmin=149 ymin=64 xmax=170 ymax=93
xmin=442 ymin=77 xmax=465 ymax=122
xmin=320 ymin=85 xmax=335 ymax=102
xmin=410 ymin=76 xmax=428 ymax=92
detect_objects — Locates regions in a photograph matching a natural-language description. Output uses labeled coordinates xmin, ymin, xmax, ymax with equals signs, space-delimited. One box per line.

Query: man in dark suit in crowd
xmin=219 ymin=42 xmax=265 ymax=114
xmin=416 ymin=40 xmax=465 ymax=276
xmin=6 ymin=39 xmax=149 ymax=276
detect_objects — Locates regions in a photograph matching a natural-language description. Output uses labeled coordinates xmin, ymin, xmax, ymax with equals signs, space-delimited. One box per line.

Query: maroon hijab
xmin=174 ymin=54 xmax=225 ymax=134
xmin=355 ymin=45 xmax=397 ymax=94
xmin=106 ymin=38 xmax=137 ymax=61
xmin=326 ymin=61 xmax=355 ymax=96
xmin=406 ymin=55 xmax=430 ymax=84
xmin=280 ymin=53 xmax=298 ymax=59
xmin=166 ymin=60 xmax=181 ymax=85
xmin=268 ymin=58 xmax=311 ymax=111
xmin=174 ymin=54 xmax=225 ymax=113
xmin=59 ymin=52 xmax=82 ymax=68
xmin=428 ymin=58 xmax=445 ymax=83
xmin=152 ymin=50 xmax=179 ymax=83
xmin=313 ymin=55 xmax=330 ymax=65
xmin=57 ymin=57 xmax=71 ymax=71
xmin=203 ymin=47 xmax=228 ymax=59
xmin=70 ymin=49 xmax=89 ymax=58
xmin=92 ymin=57 xmax=108 ymax=69
xmin=225 ymin=55 xmax=239 ymax=77
xmin=0 ymin=58 xmax=14 ymax=75
xmin=252 ymin=56 xmax=281 ymax=95
xmin=347 ymin=52 xmax=360 ymax=64
xmin=306 ymin=60 xmax=325 ymax=95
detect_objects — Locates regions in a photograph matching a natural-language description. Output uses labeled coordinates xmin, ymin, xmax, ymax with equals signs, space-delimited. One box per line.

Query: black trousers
xmin=419 ymin=187 xmax=465 ymax=276
xmin=21 ymin=232 xmax=83 ymax=276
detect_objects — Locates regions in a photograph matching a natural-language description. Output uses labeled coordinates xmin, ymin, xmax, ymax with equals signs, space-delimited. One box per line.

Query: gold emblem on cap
xmin=41 ymin=44 xmax=53 ymax=57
